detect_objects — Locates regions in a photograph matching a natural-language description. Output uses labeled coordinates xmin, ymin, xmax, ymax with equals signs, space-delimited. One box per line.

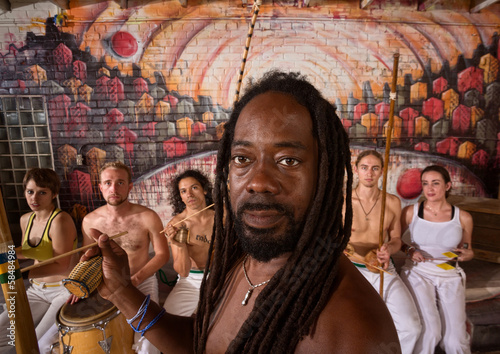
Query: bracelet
xmin=401 ymin=243 xmax=415 ymax=255
xmin=127 ymin=294 xmax=150 ymax=332
xmin=139 ymin=308 xmax=166 ymax=337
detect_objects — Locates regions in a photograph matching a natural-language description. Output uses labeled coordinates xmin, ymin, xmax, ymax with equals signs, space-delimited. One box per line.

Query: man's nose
xmin=246 ymin=160 xmax=281 ymax=194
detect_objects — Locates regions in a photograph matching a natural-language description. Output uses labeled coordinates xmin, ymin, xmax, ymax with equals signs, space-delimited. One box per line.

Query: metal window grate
xmin=0 ymin=95 xmax=55 ymax=242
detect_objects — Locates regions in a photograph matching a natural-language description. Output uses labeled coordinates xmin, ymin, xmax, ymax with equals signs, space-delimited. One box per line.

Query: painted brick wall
xmin=0 ymin=0 xmax=499 ymax=241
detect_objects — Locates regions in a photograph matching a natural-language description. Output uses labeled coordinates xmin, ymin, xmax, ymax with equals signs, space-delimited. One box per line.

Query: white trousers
xmin=37 ymin=274 xmax=161 ymax=354
xmin=163 ymin=270 xmax=204 ymax=317
xmin=0 ymin=279 xmax=70 ymax=354
xmin=134 ymin=274 xmax=160 ymax=354
xmin=354 ymin=262 xmax=421 ymax=354
xmin=400 ymin=267 xmax=470 ymax=354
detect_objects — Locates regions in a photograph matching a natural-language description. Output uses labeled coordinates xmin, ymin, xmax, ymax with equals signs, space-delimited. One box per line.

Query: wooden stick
xmin=344 ymin=252 xmax=393 ymax=276
xmin=21 ymin=231 xmax=128 ymax=273
xmin=378 ymin=53 xmax=400 ymax=298
xmin=233 ymin=0 xmax=262 ymax=104
xmin=160 ymin=204 xmax=214 ymax=234
xmin=0 ymin=188 xmax=39 ymax=353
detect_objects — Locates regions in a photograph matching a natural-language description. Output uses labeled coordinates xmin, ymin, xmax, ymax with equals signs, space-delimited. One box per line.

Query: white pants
xmin=38 ymin=275 xmax=161 ymax=354
xmin=354 ymin=262 xmax=421 ymax=354
xmin=400 ymin=267 xmax=470 ymax=354
xmin=0 ymin=279 xmax=70 ymax=354
xmin=134 ymin=274 xmax=160 ymax=354
xmin=163 ymin=270 xmax=204 ymax=317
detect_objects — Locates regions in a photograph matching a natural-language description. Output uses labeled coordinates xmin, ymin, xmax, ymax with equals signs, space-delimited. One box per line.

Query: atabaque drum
xmin=56 ymin=291 xmax=134 ymax=354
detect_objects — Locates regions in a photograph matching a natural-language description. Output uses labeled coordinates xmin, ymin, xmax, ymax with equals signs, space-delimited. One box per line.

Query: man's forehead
xmin=179 ymin=178 xmax=202 ymax=188
xmin=358 ymin=155 xmax=382 ymax=167
xmin=234 ymin=92 xmax=314 ymax=141
xmin=101 ymin=168 xmax=129 ymax=180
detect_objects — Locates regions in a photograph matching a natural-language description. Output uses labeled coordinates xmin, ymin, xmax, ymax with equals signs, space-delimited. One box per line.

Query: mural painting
xmin=0 ymin=1 xmax=499 ymax=241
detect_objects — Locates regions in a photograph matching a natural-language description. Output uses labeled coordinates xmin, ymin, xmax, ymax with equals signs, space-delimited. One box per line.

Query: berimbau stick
xmin=160 ymin=203 xmax=215 ymax=234
xmin=21 ymin=231 xmax=128 ymax=273
xmin=378 ymin=53 xmax=400 ymax=298
xmin=233 ymin=0 xmax=262 ymax=104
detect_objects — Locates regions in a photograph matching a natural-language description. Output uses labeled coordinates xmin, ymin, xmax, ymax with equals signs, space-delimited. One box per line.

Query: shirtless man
xmin=82 ymin=72 xmax=400 ymax=353
xmin=81 ymin=161 xmax=169 ymax=354
xmin=163 ymin=170 xmax=214 ymax=316
xmin=348 ymin=150 xmax=421 ymax=354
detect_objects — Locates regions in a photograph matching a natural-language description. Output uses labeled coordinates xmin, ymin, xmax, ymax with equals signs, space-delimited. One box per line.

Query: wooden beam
xmin=360 ymin=0 xmax=375 ymax=9
xmin=471 ymin=0 xmax=500 ymax=12
xmin=49 ymin=0 xmax=70 ymax=10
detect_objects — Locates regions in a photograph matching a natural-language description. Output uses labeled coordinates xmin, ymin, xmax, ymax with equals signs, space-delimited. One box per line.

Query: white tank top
xmin=405 ymin=203 xmax=463 ymax=276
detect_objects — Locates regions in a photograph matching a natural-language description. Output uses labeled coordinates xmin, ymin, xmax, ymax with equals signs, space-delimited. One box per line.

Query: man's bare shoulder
xmin=386 ymin=193 xmax=402 ymax=209
xmin=129 ymin=203 xmax=160 ymax=217
xmin=168 ymin=210 xmax=188 ymax=225
xmin=297 ymin=255 xmax=400 ymax=353
xmin=83 ymin=205 xmax=107 ymax=221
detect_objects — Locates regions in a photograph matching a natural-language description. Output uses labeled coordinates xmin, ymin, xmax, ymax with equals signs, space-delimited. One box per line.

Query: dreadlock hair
xmin=168 ymin=169 xmax=214 ymax=215
xmin=195 ymin=70 xmax=353 ymax=353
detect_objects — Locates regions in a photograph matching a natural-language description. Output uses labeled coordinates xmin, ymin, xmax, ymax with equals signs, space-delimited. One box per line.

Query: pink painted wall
xmin=0 ymin=0 xmax=499 ymax=227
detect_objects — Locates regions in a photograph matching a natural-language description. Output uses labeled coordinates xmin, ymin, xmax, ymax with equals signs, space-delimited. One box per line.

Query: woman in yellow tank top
xmin=0 ymin=168 xmax=78 ymax=353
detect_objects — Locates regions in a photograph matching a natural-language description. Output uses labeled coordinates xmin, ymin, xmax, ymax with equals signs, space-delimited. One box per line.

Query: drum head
xmin=59 ymin=291 xmax=117 ymax=327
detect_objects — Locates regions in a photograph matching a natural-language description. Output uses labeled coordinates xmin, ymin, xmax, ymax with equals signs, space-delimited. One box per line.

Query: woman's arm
xmin=455 ymin=209 xmax=474 ymax=262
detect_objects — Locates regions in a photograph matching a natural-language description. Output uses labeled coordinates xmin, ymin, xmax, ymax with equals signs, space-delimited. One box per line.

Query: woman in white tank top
xmin=400 ymin=165 xmax=474 ymax=354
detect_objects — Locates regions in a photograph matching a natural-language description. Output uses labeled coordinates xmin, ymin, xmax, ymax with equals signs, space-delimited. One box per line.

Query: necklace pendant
xmin=242 ymin=288 xmax=253 ymax=306
xmin=365 ymin=217 xmax=369 ymax=221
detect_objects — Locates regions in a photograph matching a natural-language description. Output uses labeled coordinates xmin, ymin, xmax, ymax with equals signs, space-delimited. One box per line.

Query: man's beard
xmin=106 ymin=194 xmax=127 ymax=206
xmin=233 ymin=202 xmax=303 ymax=262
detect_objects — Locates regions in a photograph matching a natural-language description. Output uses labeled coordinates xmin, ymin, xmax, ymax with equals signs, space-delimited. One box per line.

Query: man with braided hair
xmin=84 ymin=71 xmax=400 ymax=353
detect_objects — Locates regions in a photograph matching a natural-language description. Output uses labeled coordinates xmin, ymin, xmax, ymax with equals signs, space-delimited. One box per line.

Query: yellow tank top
xmin=21 ymin=208 xmax=77 ymax=261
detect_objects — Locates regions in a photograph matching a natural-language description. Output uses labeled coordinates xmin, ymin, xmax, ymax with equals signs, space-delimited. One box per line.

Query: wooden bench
xmin=447 ymin=195 xmax=500 ymax=264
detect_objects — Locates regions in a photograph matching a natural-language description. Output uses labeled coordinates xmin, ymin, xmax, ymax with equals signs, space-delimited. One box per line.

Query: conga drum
xmin=56 ymin=291 xmax=134 ymax=354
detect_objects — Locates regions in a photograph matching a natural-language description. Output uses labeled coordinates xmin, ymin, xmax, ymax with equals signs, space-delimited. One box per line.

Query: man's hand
xmin=67 ymin=294 xmax=81 ymax=305
xmin=165 ymin=223 xmax=188 ymax=248
xmin=82 ymin=234 xmax=132 ymax=302
xmin=376 ymin=244 xmax=390 ymax=269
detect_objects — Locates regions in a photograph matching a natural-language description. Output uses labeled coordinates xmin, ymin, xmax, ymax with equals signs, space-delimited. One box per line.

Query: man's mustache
xmin=237 ymin=202 xmax=289 ymax=214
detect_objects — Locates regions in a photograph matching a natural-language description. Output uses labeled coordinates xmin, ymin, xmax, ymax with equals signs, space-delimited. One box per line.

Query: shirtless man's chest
xmin=90 ymin=209 xmax=151 ymax=273
xmin=206 ymin=265 xmax=260 ymax=352
xmin=350 ymin=201 xmax=395 ymax=257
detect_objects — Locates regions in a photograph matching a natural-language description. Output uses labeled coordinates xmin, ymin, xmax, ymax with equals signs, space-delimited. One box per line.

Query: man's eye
xmin=233 ymin=156 xmax=250 ymax=165
xmin=278 ymin=157 xmax=299 ymax=167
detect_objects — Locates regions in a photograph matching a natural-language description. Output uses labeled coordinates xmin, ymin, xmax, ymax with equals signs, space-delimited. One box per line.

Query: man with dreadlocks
xmin=83 ymin=71 xmax=400 ymax=353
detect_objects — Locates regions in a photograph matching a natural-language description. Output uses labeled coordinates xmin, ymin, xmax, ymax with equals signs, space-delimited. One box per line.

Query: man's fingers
xmin=81 ymin=246 xmax=100 ymax=262
xmin=88 ymin=228 xmax=103 ymax=241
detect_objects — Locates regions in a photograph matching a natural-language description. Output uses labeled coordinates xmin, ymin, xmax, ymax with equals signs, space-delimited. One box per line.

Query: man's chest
xmin=97 ymin=218 xmax=149 ymax=251
xmin=206 ymin=270 xmax=265 ymax=351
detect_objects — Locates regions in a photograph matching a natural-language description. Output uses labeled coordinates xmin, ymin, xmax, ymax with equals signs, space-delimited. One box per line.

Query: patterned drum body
xmin=56 ymin=291 xmax=134 ymax=354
